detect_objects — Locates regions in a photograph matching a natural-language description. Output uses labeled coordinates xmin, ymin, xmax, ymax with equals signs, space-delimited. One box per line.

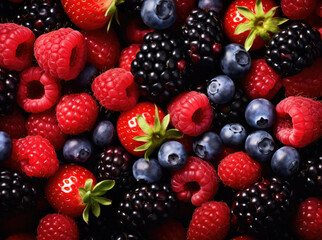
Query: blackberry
xmin=231 ymin=177 xmax=293 ymax=239
xmin=265 ymin=22 xmax=322 ymax=77
xmin=119 ymin=0 xmax=144 ymax=17
xmin=131 ymin=31 xmax=189 ymax=104
xmin=0 ymin=67 xmax=20 ymax=118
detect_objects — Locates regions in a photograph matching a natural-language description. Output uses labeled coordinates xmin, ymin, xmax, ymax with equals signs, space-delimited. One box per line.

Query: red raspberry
xmin=293 ymin=197 xmax=322 ymax=240
xmin=171 ymin=156 xmax=219 ymax=206
xmin=0 ymin=23 xmax=35 ymax=71
xmin=167 ymin=91 xmax=213 ymax=136
xmin=37 ymin=213 xmax=79 ymax=240
xmin=56 ymin=93 xmax=98 ymax=135
xmin=149 ymin=219 xmax=186 ymax=240
xmin=34 ymin=28 xmax=87 ymax=81
xmin=282 ymin=58 xmax=322 ymax=98
xmin=6 ymin=233 xmax=36 ymax=240
xmin=274 ymin=97 xmax=322 ymax=148
xmin=81 ymin=28 xmax=120 ymax=71
xmin=124 ymin=18 xmax=154 ymax=43
xmin=173 ymin=0 xmax=197 ymax=24
xmin=241 ymin=59 xmax=282 ymax=100
xmin=118 ymin=44 xmax=141 ymax=72
xmin=281 ymin=0 xmax=316 ymax=20
xmin=26 ymin=110 xmax=67 ymax=150
xmin=17 ymin=66 xmax=61 ymax=113
xmin=230 ymin=236 xmax=256 ymax=240
xmin=187 ymin=201 xmax=230 ymax=240
xmin=218 ymin=152 xmax=262 ymax=190
xmin=0 ymin=108 xmax=26 ymax=139
xmin=92 ymin=68 xmax=139 ymax=112
xmin=15 ymin=135 xmax=59 ymax=177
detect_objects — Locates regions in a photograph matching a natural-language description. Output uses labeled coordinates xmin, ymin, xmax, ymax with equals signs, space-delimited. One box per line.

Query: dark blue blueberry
xmin=72 ymin=63 xmax=97 ymax=89
xmin=271 ymin=146 xmax=300 ymax=177
xmin=92 ymin=120 xmax=115 ymax=148
xmin=63 ymin=137 xmax=93 ymax=163
xmin=207 ymin=75 xmax=235 ymax=104
xmin=0 ymin=131 xmax=12 ymax=162
xmin=141 ymin=0 xmax=177 ymax=30
xmin=220 ymin=43 xmax=251 ymax=80
xmin=220 ymin=123 xmax=247 ymax=146
xmin=158 ymin=141 xmax=187 ymax=170
xmin=193 ymin=131 xmax=223 ymax=161
xmin=198 ymin=0 xmax=223 ymax=13
xmin=245 ymin=98 xmax=276 ymax=129
xmin=245 ymin=130 xmax=275 ymax=162
xmin=132 ymin=158 xmax=162 ymax=183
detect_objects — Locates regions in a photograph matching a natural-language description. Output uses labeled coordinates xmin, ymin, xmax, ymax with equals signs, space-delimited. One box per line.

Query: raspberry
xmin=187 ymin=201 xmax=230 ymax=240
xmin=0 ymin=108 xmax=26 ymax=139
xmin=218 ymin=152 xmax=262 ymax=190
xmin=281 ymin=0 xmax=317 ymax=20
xmin=124 ymin=18 xmax=154 ymax=43
xmin=241 ymin=59 xmax=282 ymax=100
xmin=81 ymin=28 xmax=120 ymax=71
xmin=56 ymin=93 xmax=98 ymax=135
xmin=0 ymin=23 xmax=35 ymax=71
xmin=92 ymin=68 xmax=139 ymax=112
xmin=6 ymin=233 xmax=36 ymax=240
xmin=34 ymin=28 xmax=87 ymax=81
xmin=37 ymin=214 xmax=79 ymax=240
xmin=15 ymin=135 xmax=59 ymax=177
xmin=167 ymin=91 xmax=213 ymax=136
xmin=26 ymin=110 xmax=67 ymax=150
xmin=149 ymin=219 xmax=186 ymax=240
xmin=171 ymin=156 xmax=219 ymax=206
xmin=274 ymin=97 xmax=322 ymax=148
xmin=293 ymin=197 xmax=322 ymax=240
xmin=173 ymin=0 xmax=197 ymax=24
xmin=118 ymin=44 xmax=141 ymax=72
xmin=17 ymin=66 xmax=61 ymax=113
xmin=230 ymin=236 xmax=256 ymax=240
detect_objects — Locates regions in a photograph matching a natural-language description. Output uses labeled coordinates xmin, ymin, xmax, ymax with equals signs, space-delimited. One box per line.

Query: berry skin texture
xmin=187 ymin=201 xmax=230 ymax=240
xmin=124 ymin=18 xmax=154 ymax=44
xmin=274 ymin=97 xmax=322 ymax=148
xmin=81 ymin=28 xmax=120 ymax=71
xmin=119 ymin=44 xmax=141 ymax=72
xmin=15 ymin=135 xmax=59 ymax=177
xmin=293 ymin=197 xmax=322 ymax=240
xmin=56 ymin=93 xmax=98 ymax=135
xmin=167 ymin=91 xmax=213 ymax=136
xmin=0 ymin=108 xmax=26 ymax=139
xmin=149 ymin=219 xmax=186 ymax=240
xmin=281 ymin=0 xmax=316 ymax=20
xmin=218 ymin=152 xmax=261 ymax=189
xmin=37 ymin=213 xmax=79 ymax=240
xmin=173 ymin=0 xmax=197 ymax=24
xmin=63 ymin=137 xmax=93 ymax=163
xmin=171 ymin=156 xmax=219 ymax=206
xmin=132 ymin=158 xmax=163 ymax=183
xmin=6 ymin=233 xmax=36 ymax=240
xmin=92 ymin=68 xmax=139 ymax=112
xmin=34 ymin=28 xmax=87 ymax=81
xmin=0 ymin=23 xmax=35 ymax=71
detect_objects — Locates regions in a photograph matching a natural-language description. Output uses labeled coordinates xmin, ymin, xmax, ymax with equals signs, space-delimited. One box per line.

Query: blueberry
xmin=141 ymin=0 xmax=176 ymax=30
xmin=245 ymin=98 xmax=276 ymax=129
xmin=158 ymin=141 xmax=187 ymax=170
xmin=245 ymin=130 xmax=275 ymax=162
xmin=220 ymin=123 xmax=247 ymax=146
xmin=92 ymin=120 xmax=115 ymax=148
xmin=63 ymin=137 xmax=93 ymax=163
xmin=72 ymin=63 xmax=97 ymax=89
xmin=271 ymin=146 xmax=300 ymax=177
xmin=207 ymin=75 xmax=235 ymax=104
xmin=132 ymin=158 xmax=162 ymax=183
xmin=0 ymin=131 xmax=12 ymax=162
xmin=220 ymin=43 xmax=251 ymax=80
xmin=198 ymin=0 xmax=223 ymax=13
xmin=193 ymin=131 xmax=223 ymax=161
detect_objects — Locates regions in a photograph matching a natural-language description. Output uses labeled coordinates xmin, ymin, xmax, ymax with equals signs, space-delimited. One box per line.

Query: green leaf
xmin=82 ymin=204 xmax=90 ymax=224
xmin=79 ymin=188 xmax=86 ymax=199
xmin=92 ymin=180 xmax=115 ymax=194
xmin=133 ymin=135 xmax=150 ymax=142
xmin=234 ymin=22 xmax=253 ymax=35
xmin=137 ymin=115 xmax=153 ymax=135
xmin=92 ymin=196 xmax=112 ymax=205
xmin=258 ymin=30 xmax=271 ymax=43
xmin=144 ymin=145 xmax=156 ymax=162
xmin=83 ymin=191 xmax=91 ymax=203
xmin=160 ymin=114 xmax=170 ymax=133
xmin=264 ymin=6 xmax=278 ymax=18
xmin=91 ymin=201 xmax=101 ymax=218
xmin=164 ymin=129 xmax=182 ymax=139
xmin=244 ymin=29 xmax=257 ymax=51
xmin=154 ymin=105 xmax=161 ymax=132
xmin=134 ymin=141 xmax=152 ymax=152
xmin=266 ymin=24 xmax=281 ymax=34
xmin=254 ymin=0 xmax=265 ymax=16
xmin=268 ymin=17 xmax=288 ymax=26
xmin=236 ymin=6 xmax=256 ymax=20
xmin=84 ymin=179 xmax=93 ymax=192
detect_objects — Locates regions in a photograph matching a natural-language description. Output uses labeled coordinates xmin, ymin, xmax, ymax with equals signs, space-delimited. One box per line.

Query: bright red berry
xmin=6 ymin=233 xmax=36 ymax=240
xmin=281 ymin=0 xmax=317 ymax=20
xmin=124 ymin=18 xmax=154 ymax=43
xmin=171 ymin=156 xmax=219 ymax=206
xmin=173 ymin=0 xmax=197 ymax=24
xmin=187 ymin=201 xmax=230 ymax=240
xmin=56 ymin=93 xmax=98 ymax=135
xmin=92 ymin=68 xmax=139 ymax=112
xmin=149 ymin=219 xmax=186 ymax=240
xmin=0 ymin=108 xmax=26 ymax=139
xmin=0 ymin=23 xmax=35 ymax=71
xmin=34 ymin=28 xmax=87 ymax=81
xmin=274 ymin=96 xmax=322 ymax=148
xmin=17 ymin=66 xmax=61 ymax=113
xmin=118 ymin=43 xmax=141 ymax=72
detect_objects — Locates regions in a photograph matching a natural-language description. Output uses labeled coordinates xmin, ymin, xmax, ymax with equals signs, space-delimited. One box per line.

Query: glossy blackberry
xmin=131 ymin=31 xmax=189 ymax=104
xmin=0 ymin=67 xmax=20 ymax=118
xmin=119 ymin=0 xmax=144 ymax=17
xmin=110 ymin=231 xmax=146 ymax=240
xmin=0 ymin=170 xmax=37 ymax=215
xmin=265 ymin=22 xmax=322 ymax=77
xmin=117 ymin=183 xmax=177 ymax=229
xmin=231 ymin=177 xmax=293 ymax=238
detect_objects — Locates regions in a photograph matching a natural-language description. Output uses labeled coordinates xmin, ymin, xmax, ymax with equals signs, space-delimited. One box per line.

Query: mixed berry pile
xmin=0 ymin=0 xmax=321 ymax=239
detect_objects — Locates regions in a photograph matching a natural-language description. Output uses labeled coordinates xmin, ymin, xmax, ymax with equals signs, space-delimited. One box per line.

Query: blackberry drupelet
xmin=265 ymin=22 xmax=322 ymax=77
xmin=0 ymin=67 xmax=20 ymax=118
xmin=131 ymin=31 xmax=189 ymax=104
xmin=110 ymin=231 xmax=146 ymax=240
xmin=119 ymin=0 xmax=144 ymax=17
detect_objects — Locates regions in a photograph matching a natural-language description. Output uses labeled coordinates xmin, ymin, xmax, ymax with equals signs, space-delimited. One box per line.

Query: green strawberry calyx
xmin=105 ymin=0 xmax=124 ymax=31
xmin=133 ymin=105 xmax=182 ymax=161
xmin=79 ymin=179 xmax=115 ymax=223
xmin=234 ymin=0 xmax=288 ymax=51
